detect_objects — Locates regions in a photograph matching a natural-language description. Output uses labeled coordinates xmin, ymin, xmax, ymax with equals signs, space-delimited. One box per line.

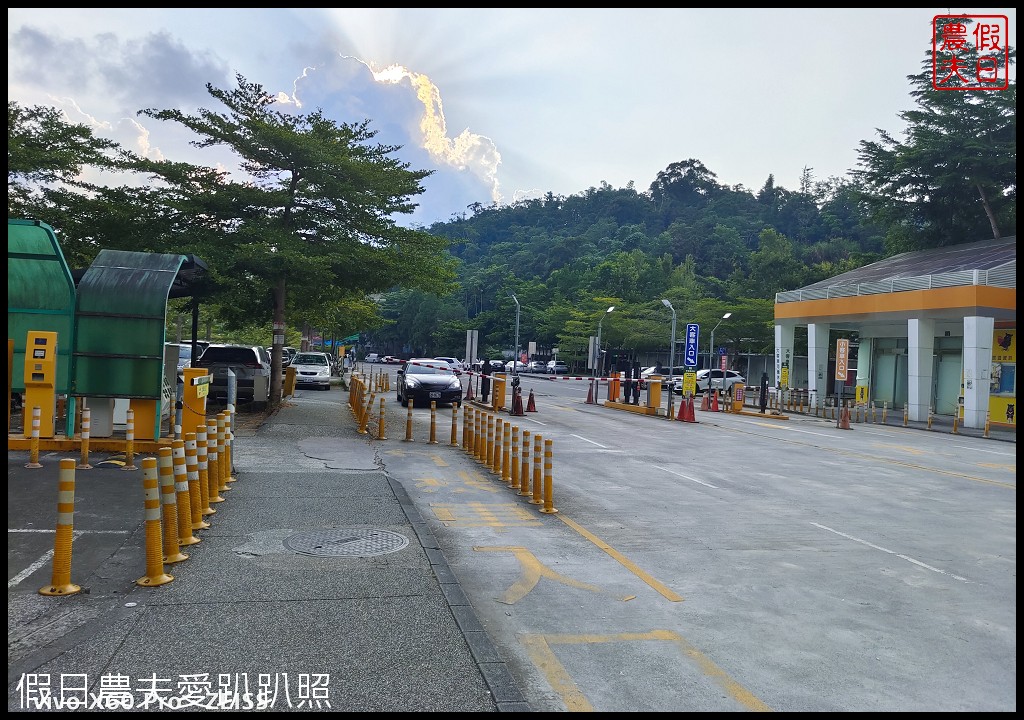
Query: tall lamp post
xmin=593 ymin=305 xmax=615 ymax=398
xmin=510 ymin=293 xmax=520 ymax=376
xmin=661 ymin=299 xmax=677 ymax=420
xmin=709 ymin=311 xmax=732 ymax=394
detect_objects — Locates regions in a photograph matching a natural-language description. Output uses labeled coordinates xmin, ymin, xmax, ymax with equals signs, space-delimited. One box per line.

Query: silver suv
xmin=194 ymin=344 xmax=271 ymax=404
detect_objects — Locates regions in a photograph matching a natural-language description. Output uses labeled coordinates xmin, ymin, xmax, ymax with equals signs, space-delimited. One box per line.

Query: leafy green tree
xmin=137 ymin=74 xmax=458 ymax=406
xmin=854 ymin=17 xmax=1016 ymax=250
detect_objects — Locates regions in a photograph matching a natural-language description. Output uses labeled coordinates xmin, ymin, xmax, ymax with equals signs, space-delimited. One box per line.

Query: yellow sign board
xmin=191 ymin=374 xmax=211 ymax=398
xmin=682 ymin=371 xmax=697 ymax=397
xmin=780 ymin=366 xmax=789 ymax=389
xmin=855 ymin=385 xmax=868 ymax=405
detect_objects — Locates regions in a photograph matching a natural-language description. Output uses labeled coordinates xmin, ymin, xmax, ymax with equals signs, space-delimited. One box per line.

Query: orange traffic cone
xmin=838 ymin=403 xmax=852 ymax=430
xmin=710 ymin=390 xmax=719 ymax=412
xmin=526 ymin=389 xmax=537 ymax=412
xmin=464 ymin=378 xmax=475 ymax=402
xmin=585 ymin=381 xmax=595 ymax=405
xmin=701 ymin=392 xmax=710 ymax=411
xmin=676 ymin=396 xmax=687 ymax=421
xmin=510 ymin=387 xmax=525 ymax=416
xmin=685 ymin=395 xmax=699 ymax=423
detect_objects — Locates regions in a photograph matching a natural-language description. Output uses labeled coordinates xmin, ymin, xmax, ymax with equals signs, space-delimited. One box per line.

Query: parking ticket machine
xmin=23 ymin=331 xmax=58 ymax=438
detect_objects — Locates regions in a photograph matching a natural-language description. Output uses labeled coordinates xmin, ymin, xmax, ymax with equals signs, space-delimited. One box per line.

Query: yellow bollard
xmin=952 ymin=408 xmax=959 ymax=434
xmin=462 ymin=404 xmax=471 ymax=451
xmin=207 ymin=418 xmax=224 ymax=504
xmin=541 ymin=438 xmax=558 ymax=514
xmin=984 ymin=411 xmax=991 ymax=438
xmin=927 ymin=406 xmax=934 ymax=430
xmin=429 ymin=401 xmax=439 ymax=444
xmin=502 ymin=421 xmax=512 ymax=484
xmin=39 ymin=459 xmax=82 ymax=596
xmin=359 ymin=392 xmax=375 ymax=435
xmin=475 ymin=410 xmax=484 ymax=463
xmin=224 ymin=407 xmax=236 ymax=483
xmin=903 ymin=404 xmax=909 ymax=427
xmin=492 ymin=418 xmax=503 ymax=475
xmin=172 ymin=439 xmax=200 ymax=546
xmin=882 ymin=402 xmax=888 ymax=425
xmin=530 ymin=434 xmax=543 ymax=505
xmin=486 ymin=414 xmax=495 ymax=469
xmin=450 ymin=403 xmax=459 ymax=446
xmin=518 ymin=430 xmax=531 ymax=496
xmin=185 ymin=433 xmax=209 ymax=530
xmin=123 ymin=407 xmax=137 ymax=471
xmin=403 ymin=398 xmax=414 ymax=442
xmin=509 ymin=426 xmax=520 ymax=489
xmin=137 ymin=457 xmax=173 ymax=587
xmin=197 ymin=425 xmax=215 ymax=516
xmin=159 ymin=447 xmax=188 ymax=563
xmin=377 ymin=397 xmax=387 ymax=440
xmin=216 ymin=413 xmax=229 ymax=493
xmin=78 ymin=406 xmax=93 ymax=470
xmin=25 ymin=406 xmax=43 ymax=468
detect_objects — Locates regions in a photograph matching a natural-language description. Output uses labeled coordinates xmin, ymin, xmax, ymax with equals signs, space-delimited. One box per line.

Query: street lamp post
xmin=709 ymin=311 xmax=733 ymax=396
xmin=510 ymin=293 xmax=520 ymax=376
xmin=661 ymin=299 xmax=677 ymax=420
xmin=593 ymin=305 xmax=615 ymax=399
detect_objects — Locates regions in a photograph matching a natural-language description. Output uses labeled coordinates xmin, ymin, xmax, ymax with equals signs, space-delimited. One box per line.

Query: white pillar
xmin=856 ymin=337 xmax=873 ymax=403
xmin=907 ymin=318 xmax=935 ymax=422
xmin=807 ymin=322 xmax=830 ymax=407
xmin=962 ymin=316 xmax=994 ymax=429
xmin=774 ymin=322 xmax=796 ymax=388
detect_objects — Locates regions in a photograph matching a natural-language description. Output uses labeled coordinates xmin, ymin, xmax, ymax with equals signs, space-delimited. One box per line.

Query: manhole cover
xmin=283 ymin=528 xmax=409 ymax=557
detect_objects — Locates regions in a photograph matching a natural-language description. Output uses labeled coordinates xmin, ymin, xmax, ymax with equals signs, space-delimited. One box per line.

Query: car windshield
xmin=293 ymin=354 xmax=328 ymax=365
xmin=406 ymin=362 xmax=450 ymax=375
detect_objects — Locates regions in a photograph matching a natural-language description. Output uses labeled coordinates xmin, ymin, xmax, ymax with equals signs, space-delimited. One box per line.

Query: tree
xmin=137 ymin=74 xmax=458 ymax=406
xmin=854 ymin=17 xmax=1016 ymax=251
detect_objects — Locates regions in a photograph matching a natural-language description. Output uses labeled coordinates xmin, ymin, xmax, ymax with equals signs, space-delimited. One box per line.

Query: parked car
xmin=694 ymin=368 xmax=746 ymax=395
xmin=639 ymin=365 xmax=687 ymax=390
xmin=396 ymin=358 xmax=463 ymax=407
xmin=194 ymin=343 xmax=272 ymax=404
xmin=526 ymin=360 xmax=546 ymax=373
xmin=505 ymin=360 xmax=528 ymax=373
xmin=546 ymin=360 xmax=569 ymax=374
xmin=364 ymin=353 xmax=380 ymax=363
xmin=434 ymin=356 xmax=464 ymax=375
xmin=290 ymin=351 xmax=332 ymax=390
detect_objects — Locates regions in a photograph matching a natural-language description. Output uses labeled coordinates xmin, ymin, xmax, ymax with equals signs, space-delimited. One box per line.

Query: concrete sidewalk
xmin=7 ymin=393 xmax=530 ymax=712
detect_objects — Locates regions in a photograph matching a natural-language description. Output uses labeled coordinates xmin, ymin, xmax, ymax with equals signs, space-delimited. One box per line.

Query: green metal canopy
xmin=7 ymin=219 xmax=77 ymax=393
xmin=73 ymin=249 xmax=187 ymax=399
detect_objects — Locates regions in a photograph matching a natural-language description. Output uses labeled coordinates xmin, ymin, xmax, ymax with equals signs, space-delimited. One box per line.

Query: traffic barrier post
xmin=26 ymin=406 xmax=43 ymax=468
xmin=137 ymin=457 xmax=173 ymax=587
xmin=78 ymin=406 xmax=93 ymax=469
xmin=172 ymin=439 xmax=200 ymax=546
xmin=518 ymin=430 xmax=531 ymax=496
xmin=39 ymin=459 xmax=82 ymax=596
xmin=159 ymin=447 xmax=188 ymax=563
xmin=450 ymin=402 xmax=459 ymax=446
xmin=531 ymin=434 xmax=543 ymax=505
xmin=541 ymin=438 xmax=557 ymax=514
xmin=502 ymin=421 xmax=512 ymax=484
xmin=184 ymin=433 xmax=209 ymax=530
xmin=404 ymin=398 xmax=414 ymax=441
xmin=429 ymin=401 xmax=439 ymax=444
xmin=206 ymin=418 xmax=224 ymax=504
xmin=123 ymin=408 xmax=138 ymax=471
xmin=216 ymin=413 xmax=230 ymax=493
xmin=196 ymin=425 xmax=215 ymax=516
xmin=377 ymin=397 xmax=387 ymax=440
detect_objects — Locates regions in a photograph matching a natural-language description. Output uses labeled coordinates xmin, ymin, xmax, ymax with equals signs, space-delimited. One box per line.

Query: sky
xmin=8 ymin=8 xmax=1018 ymax=227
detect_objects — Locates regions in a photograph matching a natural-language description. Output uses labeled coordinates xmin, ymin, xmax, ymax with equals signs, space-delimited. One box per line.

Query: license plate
xmin=429 ymin=391 xmax=441 ymax=399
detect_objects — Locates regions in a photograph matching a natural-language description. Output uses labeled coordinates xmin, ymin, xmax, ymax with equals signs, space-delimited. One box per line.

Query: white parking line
xmin=811 ymin=522 xmax=970 ymax=582
xmin=571 ymin=434 xmax=608 ymax=448
xmin=653 ymin=465 xmax=719 ymax=489
xmin=8 ymin=529 xmax=131 ymax=588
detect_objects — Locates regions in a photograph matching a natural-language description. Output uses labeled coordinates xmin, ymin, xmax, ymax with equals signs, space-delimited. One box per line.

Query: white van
xmin=364 ymin=353 xmax=380 ymax=363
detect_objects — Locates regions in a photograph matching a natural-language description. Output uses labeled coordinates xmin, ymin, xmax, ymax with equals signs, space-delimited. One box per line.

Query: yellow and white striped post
xmin=403 ymin=398 xmax=414 ymax=442
xmin=509 ymin=426 xmax=520 ymax=490
xmin=531 ymin=434 xmax=544 ymax=505
xmin=502 ymin=421 xmax=512 ymax=484
xmin=450 ymin=403 xmax=459 ymax=446
xmin=216 ymin=413 xmax=229 ymax=493
xmin=39 ymin=459 xmax=82 ymax=596
xmin=223 ymin=410 xmax=236 ymax=484
xmin=207 ymin=417 xmax=224 ymax=504
xmin=172 ymin=439 xmax=200 ymax=547
xmin=137 ymin=457 xmax=173 ymax=586
xmin=196 ymin=424 xmax=214 ymax=517
xmin=462 ymin=404 xmax=471 ymax=450
xmin=491 ymin=417 xmax=503 ymax=475
xmin=77 ymin=406 xmax=93 ymax=470
xmin=122 ymin=407 xmax=138 ymax=471
xmin=518 ymin=429 xmax=531 ymax=497
xmin=158 ymin=447 xmax=188 ymax=564
xmin=429 ymin=401 xmax=439 ymax=444
xmin=377 ymin=397 xmax=387 ymax=441
xmin=185 ymin=433 xmax=209 ymax=530
xmin=486 ymin=414 xmax=495 ymax=468
xmin=25 ymin=406 xmax=43 ymax=468
xmin=541 ymin=438 xmax=558 ymax=514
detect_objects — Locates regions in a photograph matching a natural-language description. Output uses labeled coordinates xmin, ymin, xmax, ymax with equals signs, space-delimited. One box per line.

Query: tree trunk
xmin=976 ymin=182 xmax=1002 ymax=239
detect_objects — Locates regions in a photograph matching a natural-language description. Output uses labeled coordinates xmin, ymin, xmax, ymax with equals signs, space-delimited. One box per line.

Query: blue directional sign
xmin=684 ymin=323 xmax=700 ymax=367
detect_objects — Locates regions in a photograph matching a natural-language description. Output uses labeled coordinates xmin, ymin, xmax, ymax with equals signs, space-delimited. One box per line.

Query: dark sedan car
xmin=396 ymin=358 xmax=464 ymax=407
